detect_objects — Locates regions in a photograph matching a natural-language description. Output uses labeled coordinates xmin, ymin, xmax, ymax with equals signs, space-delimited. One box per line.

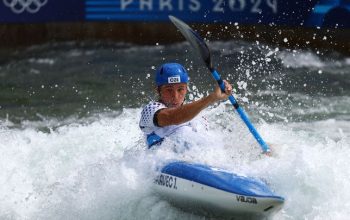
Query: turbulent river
xmin=0 ymin=40 xmax=349 ymax=219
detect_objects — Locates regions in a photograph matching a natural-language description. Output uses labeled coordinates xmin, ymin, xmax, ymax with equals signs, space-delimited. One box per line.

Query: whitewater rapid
xmin=1 ymin=105 xmax=349 ymax=220
xmin=1 ymin=40 xmax=349 ymax=219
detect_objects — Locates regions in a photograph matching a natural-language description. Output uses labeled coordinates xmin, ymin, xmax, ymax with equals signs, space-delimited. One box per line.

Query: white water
xmin=1 ymin=40 xmax=349 ymax=219
xmin=1 ymin=105 xmax=349 ymax=220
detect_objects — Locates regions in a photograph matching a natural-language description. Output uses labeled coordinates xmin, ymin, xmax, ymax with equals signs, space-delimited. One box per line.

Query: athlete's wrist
xmin=207 ymin=93 xmax=219 ymax=104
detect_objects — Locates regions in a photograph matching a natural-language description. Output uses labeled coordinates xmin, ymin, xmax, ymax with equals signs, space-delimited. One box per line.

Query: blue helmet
xmin=155 ymin=63 xmax=189 ymax=86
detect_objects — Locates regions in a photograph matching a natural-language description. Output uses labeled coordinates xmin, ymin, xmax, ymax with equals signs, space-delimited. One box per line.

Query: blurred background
xmin=0 ymin=0 xmax=349 ymax=52
xmin=0 ymin=1 xmax=350 ymax=220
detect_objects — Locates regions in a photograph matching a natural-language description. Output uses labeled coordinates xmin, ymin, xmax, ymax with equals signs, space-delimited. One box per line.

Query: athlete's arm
xmin=157 ymin=80 xmax=232 ymax=127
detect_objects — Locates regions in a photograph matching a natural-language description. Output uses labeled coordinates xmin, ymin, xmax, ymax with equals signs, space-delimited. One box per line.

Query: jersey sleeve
xmin=139 ymin=101 xmax=167 ymax=134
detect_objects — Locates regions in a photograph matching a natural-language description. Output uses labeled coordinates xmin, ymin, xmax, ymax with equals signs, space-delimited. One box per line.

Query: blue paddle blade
xmin=169 ymin=16 xmax=213 ymax=70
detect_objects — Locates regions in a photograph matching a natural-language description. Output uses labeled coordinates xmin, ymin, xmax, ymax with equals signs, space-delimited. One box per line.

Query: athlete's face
xmin=159 ymin=83 xmax=187 ymax=107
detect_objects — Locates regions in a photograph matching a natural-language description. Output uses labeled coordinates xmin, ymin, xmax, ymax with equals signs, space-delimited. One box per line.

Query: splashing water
xmin=0 ymin=40 xmax=349 ymax=219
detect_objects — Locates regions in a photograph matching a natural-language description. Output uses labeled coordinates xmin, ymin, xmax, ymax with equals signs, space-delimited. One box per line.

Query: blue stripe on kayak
xmin=161 ymin=161 xmax=284 ymax=200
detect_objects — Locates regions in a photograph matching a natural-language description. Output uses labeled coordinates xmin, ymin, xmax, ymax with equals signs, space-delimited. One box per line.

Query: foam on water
xmin=0 ymin=40 xmax=349 ymax=219
xmin=1 ymin=105 xmax=349 ymax=220
xmin=277 ymin=51 xmax=325 ymax=69
xmin=0 ymin=109 xmax=146 ymax=219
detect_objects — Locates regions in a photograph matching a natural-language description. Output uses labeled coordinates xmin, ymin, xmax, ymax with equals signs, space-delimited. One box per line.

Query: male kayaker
xmin=139 ymin=62 xmax=232 ymax=149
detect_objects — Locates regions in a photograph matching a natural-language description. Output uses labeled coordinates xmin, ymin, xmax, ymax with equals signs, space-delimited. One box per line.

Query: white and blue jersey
xmin=139 ymin=101 xmax=206 ymax=149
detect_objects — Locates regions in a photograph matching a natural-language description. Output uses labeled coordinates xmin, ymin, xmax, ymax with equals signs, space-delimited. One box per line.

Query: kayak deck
xmin=153 ymin=161 xmax=284 ymax=217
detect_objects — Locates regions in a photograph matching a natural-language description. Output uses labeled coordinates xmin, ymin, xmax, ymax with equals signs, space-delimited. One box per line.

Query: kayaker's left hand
xmin=210 ymin=80 xmax=232 ymax=101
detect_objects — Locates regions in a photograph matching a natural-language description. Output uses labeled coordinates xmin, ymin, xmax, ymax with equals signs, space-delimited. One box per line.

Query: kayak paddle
xmin=169 ymin=15 xmax=270 ymax=153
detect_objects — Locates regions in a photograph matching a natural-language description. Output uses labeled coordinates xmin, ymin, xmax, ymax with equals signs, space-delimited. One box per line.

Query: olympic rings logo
xmin=3 ymin=0 xmax=48 ymax=14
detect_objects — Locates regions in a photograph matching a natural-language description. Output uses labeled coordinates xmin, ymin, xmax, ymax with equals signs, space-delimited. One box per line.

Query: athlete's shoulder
xmin=141 ymin=101 xmax=166 ymax=114
xmin=140 ymin=101 xmax=167 ymax=131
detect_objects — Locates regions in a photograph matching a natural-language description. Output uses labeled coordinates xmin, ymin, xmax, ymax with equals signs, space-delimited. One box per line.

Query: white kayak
xmin=153 ymin=161 xmax=284 ymax=217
